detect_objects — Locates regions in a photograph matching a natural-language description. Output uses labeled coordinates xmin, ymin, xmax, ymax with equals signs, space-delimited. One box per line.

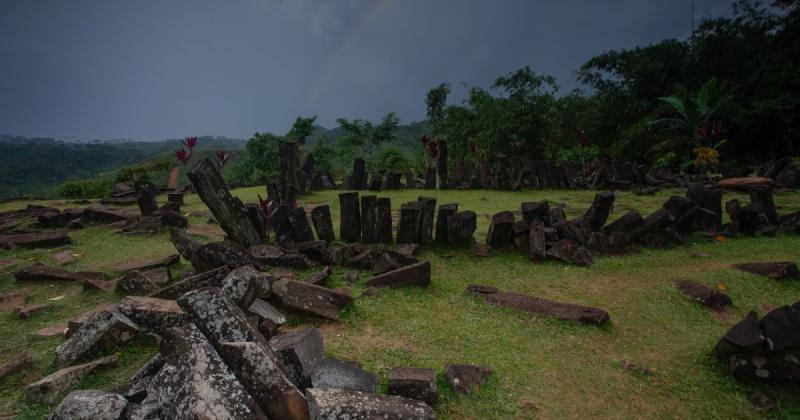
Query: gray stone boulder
xmin=126 ymin=325 xmax=265 ymax=419
xmin=177 ymin=287 xmax=264 ymax=346
xmin=311 ymin=358 xmax=378 ymax=392
xmin=306 ymin=388 xmax=435 ymax=420
xmin=54 ymin=311 xmax=138 ymax=368
xmin=248 ymin=298 xmax=287 ymax=339
xmin=116 ymin=270 xmax=160 ymax=296
xmin=365 ymin=260 xmax=431 ymax=289
xmin=221 ymin=265 xmax=271 ymax=309
xmin=120 ymin=353 xmax=165 ymax=403
xmin=49 ymin=390 xmax=127 ymax=420
xmin=388 ymin=367 xmax=438 ymax=405
xmin=151 ymin=265 xmax=230 ymax=299
xmin=26 ymin=355 xmax=117 ymax=405
xmin=445 ymin=363 xmax=492 ymax=395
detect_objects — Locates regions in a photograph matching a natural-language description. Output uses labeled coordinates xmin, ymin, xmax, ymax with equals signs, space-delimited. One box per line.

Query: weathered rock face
xmin=248 ymin=298 xmax=287 ymax=338
xmin=127 ymin=325 xmax=264 ymax=420
xmin=288 ymin=207 xmax=315 ymax=243
xmin=521 ymin=200 xmax=550 ymax=225
xmin=54 ymin=310 xmax=138 ymax=369
xmin=444 ymin=364 xmax=492 ymax=395
xmin=377 ymin=197 xmax=394 ymax=245
xmin=116 ymin=270 xmax=160 ymax=296
xmin=310 ymin=205 xmax=336 ymax=242
xmin=471 ymin=285 xmax=610 ymax=326
xmin=734 ymin=261 xmax=800 ymax=280
xmin=151 ymin=265 xmax=230 ymax=299
xmin=311 ymin=358 xmax=379 ymax=392
xmin=673 ymin=279 xmax=732 ymax=310
xmin=122 ymin=353 xmax=165 ymax=403
xmin=713 ymin=302 xmax=800 ymax=381
xmin=365 ymin=260 xmax=430 ymax=288
xmin=269 ymin=328 xmax=325 ymax=390
xmin=177 ymin=287 xmax=263 ymax=346
xmin=387 ymin=367 xmax=438 ymax=404
xmin=221 ymin=265 xmax=271 ymax=309
xmin=49 ymin=389 xmax=128 ymax=420
xmin=306 ymin=266 xmax=333 ymax=287
xmin=14 ymin=265 xmax=105 ymax=283
xmin=218 ymin=341 xmax=309 ymax=420
xmin=26 ymin=355 xmax=118 ymax=405
xmin=360 ymin=195 xmax=379 ymax=244
xmin=118 ymin=296 xmax=188 ymax=334
xmin=548 ymin=239 xmax=593 ymax=266
xmin=486 ymin=211 xmax=515 ymax=249
xmin=306 ymin=387 xmax=435 ymax=420
xmin=298 ymin=240 xmax=328 ymax=262
xmin=271 ymin=279 xmax=354 ymax=321
xmin=417 ymin=197 xmax=437 ymax=244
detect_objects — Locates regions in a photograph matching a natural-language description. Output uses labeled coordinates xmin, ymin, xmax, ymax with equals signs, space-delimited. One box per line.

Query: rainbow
xmin=304 ymin=0 xmax=388 ymax=108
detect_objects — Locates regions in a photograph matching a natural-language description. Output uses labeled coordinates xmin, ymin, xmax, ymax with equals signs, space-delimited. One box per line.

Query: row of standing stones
xmin=2 ymin=156 xmax=800 ymax=418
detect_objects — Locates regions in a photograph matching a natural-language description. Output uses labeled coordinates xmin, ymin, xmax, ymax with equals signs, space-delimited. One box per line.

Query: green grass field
xmin=2 ymin=187 xmax=800 ymax=419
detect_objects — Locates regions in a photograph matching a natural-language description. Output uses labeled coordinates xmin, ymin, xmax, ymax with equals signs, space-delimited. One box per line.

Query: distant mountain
xmin=0 ymin=135 xmax=246 ymax=198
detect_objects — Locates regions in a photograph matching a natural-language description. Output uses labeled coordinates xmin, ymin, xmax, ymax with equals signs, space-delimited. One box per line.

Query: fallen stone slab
xmin=0 ymin=351 xmax=33 ymax=380
xmin=271 ymin=279 xmax=354 ymax=321
xmin=16 ymin=303 xmax=48 ymax=319
xmin=25 ymin=355 xmax=117 ymax=405
xmin=193 ymin=240 xmax=262 ymax=272
xmin=221 ymin=265 xmax=271 ymax=309
xmin=716 ymin=176 xmax=774 ymax=190
xmin=0 ymin=231 xmax=71 ymax=249
xmin=298 ymin=240 xmax=328 ymax=261
xmin=472 ymin=285 xmax=610 ymax=326
xmin=734 ymin=262 xmax=800 ymax=280
xmin=140 ymin=266 xmax=171 ymax=286
xmin=218 ymin=341 xmax=309 ymax=420
xmin=14 ymin=265 xmax=105 ymax=283
xmin=150 ymin=265 xmax=230 ymax=299
xmin=118 ymin=296 xmax=188 ymax=335
xmin=547 ymin=239 xmax=593 ymax=267
xmin=55 ymin=310 xmax=138 ymax=368
xmin=311 ymin=358 xmax=379 ymax=392
xmin=120 ymin=353 xmax=165 ymax=403
xmin=250 ymin=244 xmax=284 ymax=266
xmin=444 ymin=364 xmax=492 ymax=395
xmin=0 ymin=291 xmax=24 ymax=312
xmin=83 ymin=206 xmax=138 ymax=224
xmin=673 ymin=279 xmax=732 ymax=310
xmin=365 ymin=260 xmax=431 ymax=288
xmin=126 ymin=325 xmax=263 ymax=419
xmin=64 ymin=303 xmax=120 ymax=338
xmin=388 ymin=367 xmax=438 ymax=405
xmin=113 ymin=254 xmax=180 ymax=272
xmin=372 ymin=252 xmax=399 ymax=275
xmin=49 ymin=389 xmax=128 ymax=420
xmin=306 ymin=388 xmax=435 ymax=420
xmin=269 ymin=328 xmax=324 ymax=390
xmin=116 ymin=270 xmax=160 ymax=296
xmin=603 ymin=210 xmax=643 ymax=235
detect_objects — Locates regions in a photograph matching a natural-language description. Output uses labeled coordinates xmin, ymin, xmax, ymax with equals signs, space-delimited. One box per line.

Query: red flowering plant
xmin=216 ymin=150 xmax=231 ymax=170
xmin=258 ymin=194 xmax=278 ymax=241
xmin=174 ymin=136 xmax=198 ymax=166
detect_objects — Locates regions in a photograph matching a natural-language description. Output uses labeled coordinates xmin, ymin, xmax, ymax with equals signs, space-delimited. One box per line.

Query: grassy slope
xmin=1 ymin=188 xmax=800 ymax=419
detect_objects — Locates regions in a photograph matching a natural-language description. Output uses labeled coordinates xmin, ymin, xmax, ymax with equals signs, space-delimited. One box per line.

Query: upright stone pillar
xmin=435 ymin=204 xmax=459 ymax=245
xmin=339 ymin=192 xmax=361 ymax=242
xmin=134 ymin=179 xmax=158 ymax=216
xmin=377 ymin=198 xmax=393 ymax=244
xmin=361 ymin=195 xmax=379 ymax=244
xmin=351 ymin=158 xmax=366 ymax=190
xmin=311 ymin=205 xmax=336 ymax=242
xmin=417 ymin=197 xmax=437 ymax=244
xmin=278 ymin=141 xmax=301 ymax=203
xmin=397 ymin=202 xmax=423 ymax=244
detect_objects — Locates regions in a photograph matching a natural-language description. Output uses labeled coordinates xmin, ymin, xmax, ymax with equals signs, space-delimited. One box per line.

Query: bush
xmin=58 ymin=178 xmax=115 ymax=199
xmin=371 ymin=147 xmax=412 ymax=174
xmin=557 ymin=145 xmax=601 ymax=165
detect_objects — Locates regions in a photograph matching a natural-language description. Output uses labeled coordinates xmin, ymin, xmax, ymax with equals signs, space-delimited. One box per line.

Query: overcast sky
xmin=0 ymin=0 xmax=732 ymax=141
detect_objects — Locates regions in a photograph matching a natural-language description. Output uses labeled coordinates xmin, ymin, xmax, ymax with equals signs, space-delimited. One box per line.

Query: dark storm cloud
xmin=0 ymin=0 xmax=732 ymax=140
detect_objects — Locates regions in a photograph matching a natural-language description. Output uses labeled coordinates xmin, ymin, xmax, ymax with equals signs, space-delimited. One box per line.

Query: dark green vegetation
xmin=1 ymin=187 xmax=800 ymax=418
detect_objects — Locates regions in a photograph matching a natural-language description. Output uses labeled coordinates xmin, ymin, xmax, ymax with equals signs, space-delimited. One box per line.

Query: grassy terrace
xmin=2 ymin=187 xmax=800 ymax=419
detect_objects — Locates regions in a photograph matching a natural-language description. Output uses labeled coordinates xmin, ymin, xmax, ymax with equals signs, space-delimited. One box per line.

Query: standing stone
xmin=187 ymin=158 xmax=262 ymax=247
xmin=486 ymin=211 xmax=515 ymax=249
xmin=585 ymin=191 xmax=615 ymax=231
xmin=528 ymin=219 xmax=546 ymax=260
xmin=749 ymin=186 xmax=778 ymax=225
xmin=550 ymin=206 xmax=566 ymax=225
xmin=377 ymin=197 xmax=393 ymax=245
xmin=360 ymin=196 xmax=379 ymax=244
xmin=134 ymin=179 xmax=158 ymax=216
xmin=512 ymin=220 xmax=530 ymax=252
xmin=369 ymin=174 xmax=383 ymax=191
xmin=603 ymin=210 xmax=643 ymax=235
xmin=435 ymin=204 xmax=459 ymax=245
xmin=521 ymin=201 xmax=550 ymax=225
xmin=351 ymin=158 xmax=366 ymax=190
xmin=311 ymin=205 xmax=335 ymax=242
xmin=279 ymin=141 xmax=302 ymax=201
xmin=447 ymin=211 xmax=477 ymax=246
xmin=271 ymin=204 xmax=293 ymax=240
xmin=437 ymin=140 xmax=448 ymax=189
xmin=424 ymin=167 xmax=437 ymax=189
xmin=397 ymin=202 xmax=424 ymax=244
xmin=339 ymin=192 xmax=361 ymax=243
xmin=479 ymin=160 xmax=493 ymax=189
xmin=405 ymin=171 xmax=417 ymax=189
xmin=417 ymin=197 xmax=437 ymax=244
xmin=287 ymin=207 xmax=314 ymax=243
xmin=495 ymin=153 xmax=509 ymax=190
